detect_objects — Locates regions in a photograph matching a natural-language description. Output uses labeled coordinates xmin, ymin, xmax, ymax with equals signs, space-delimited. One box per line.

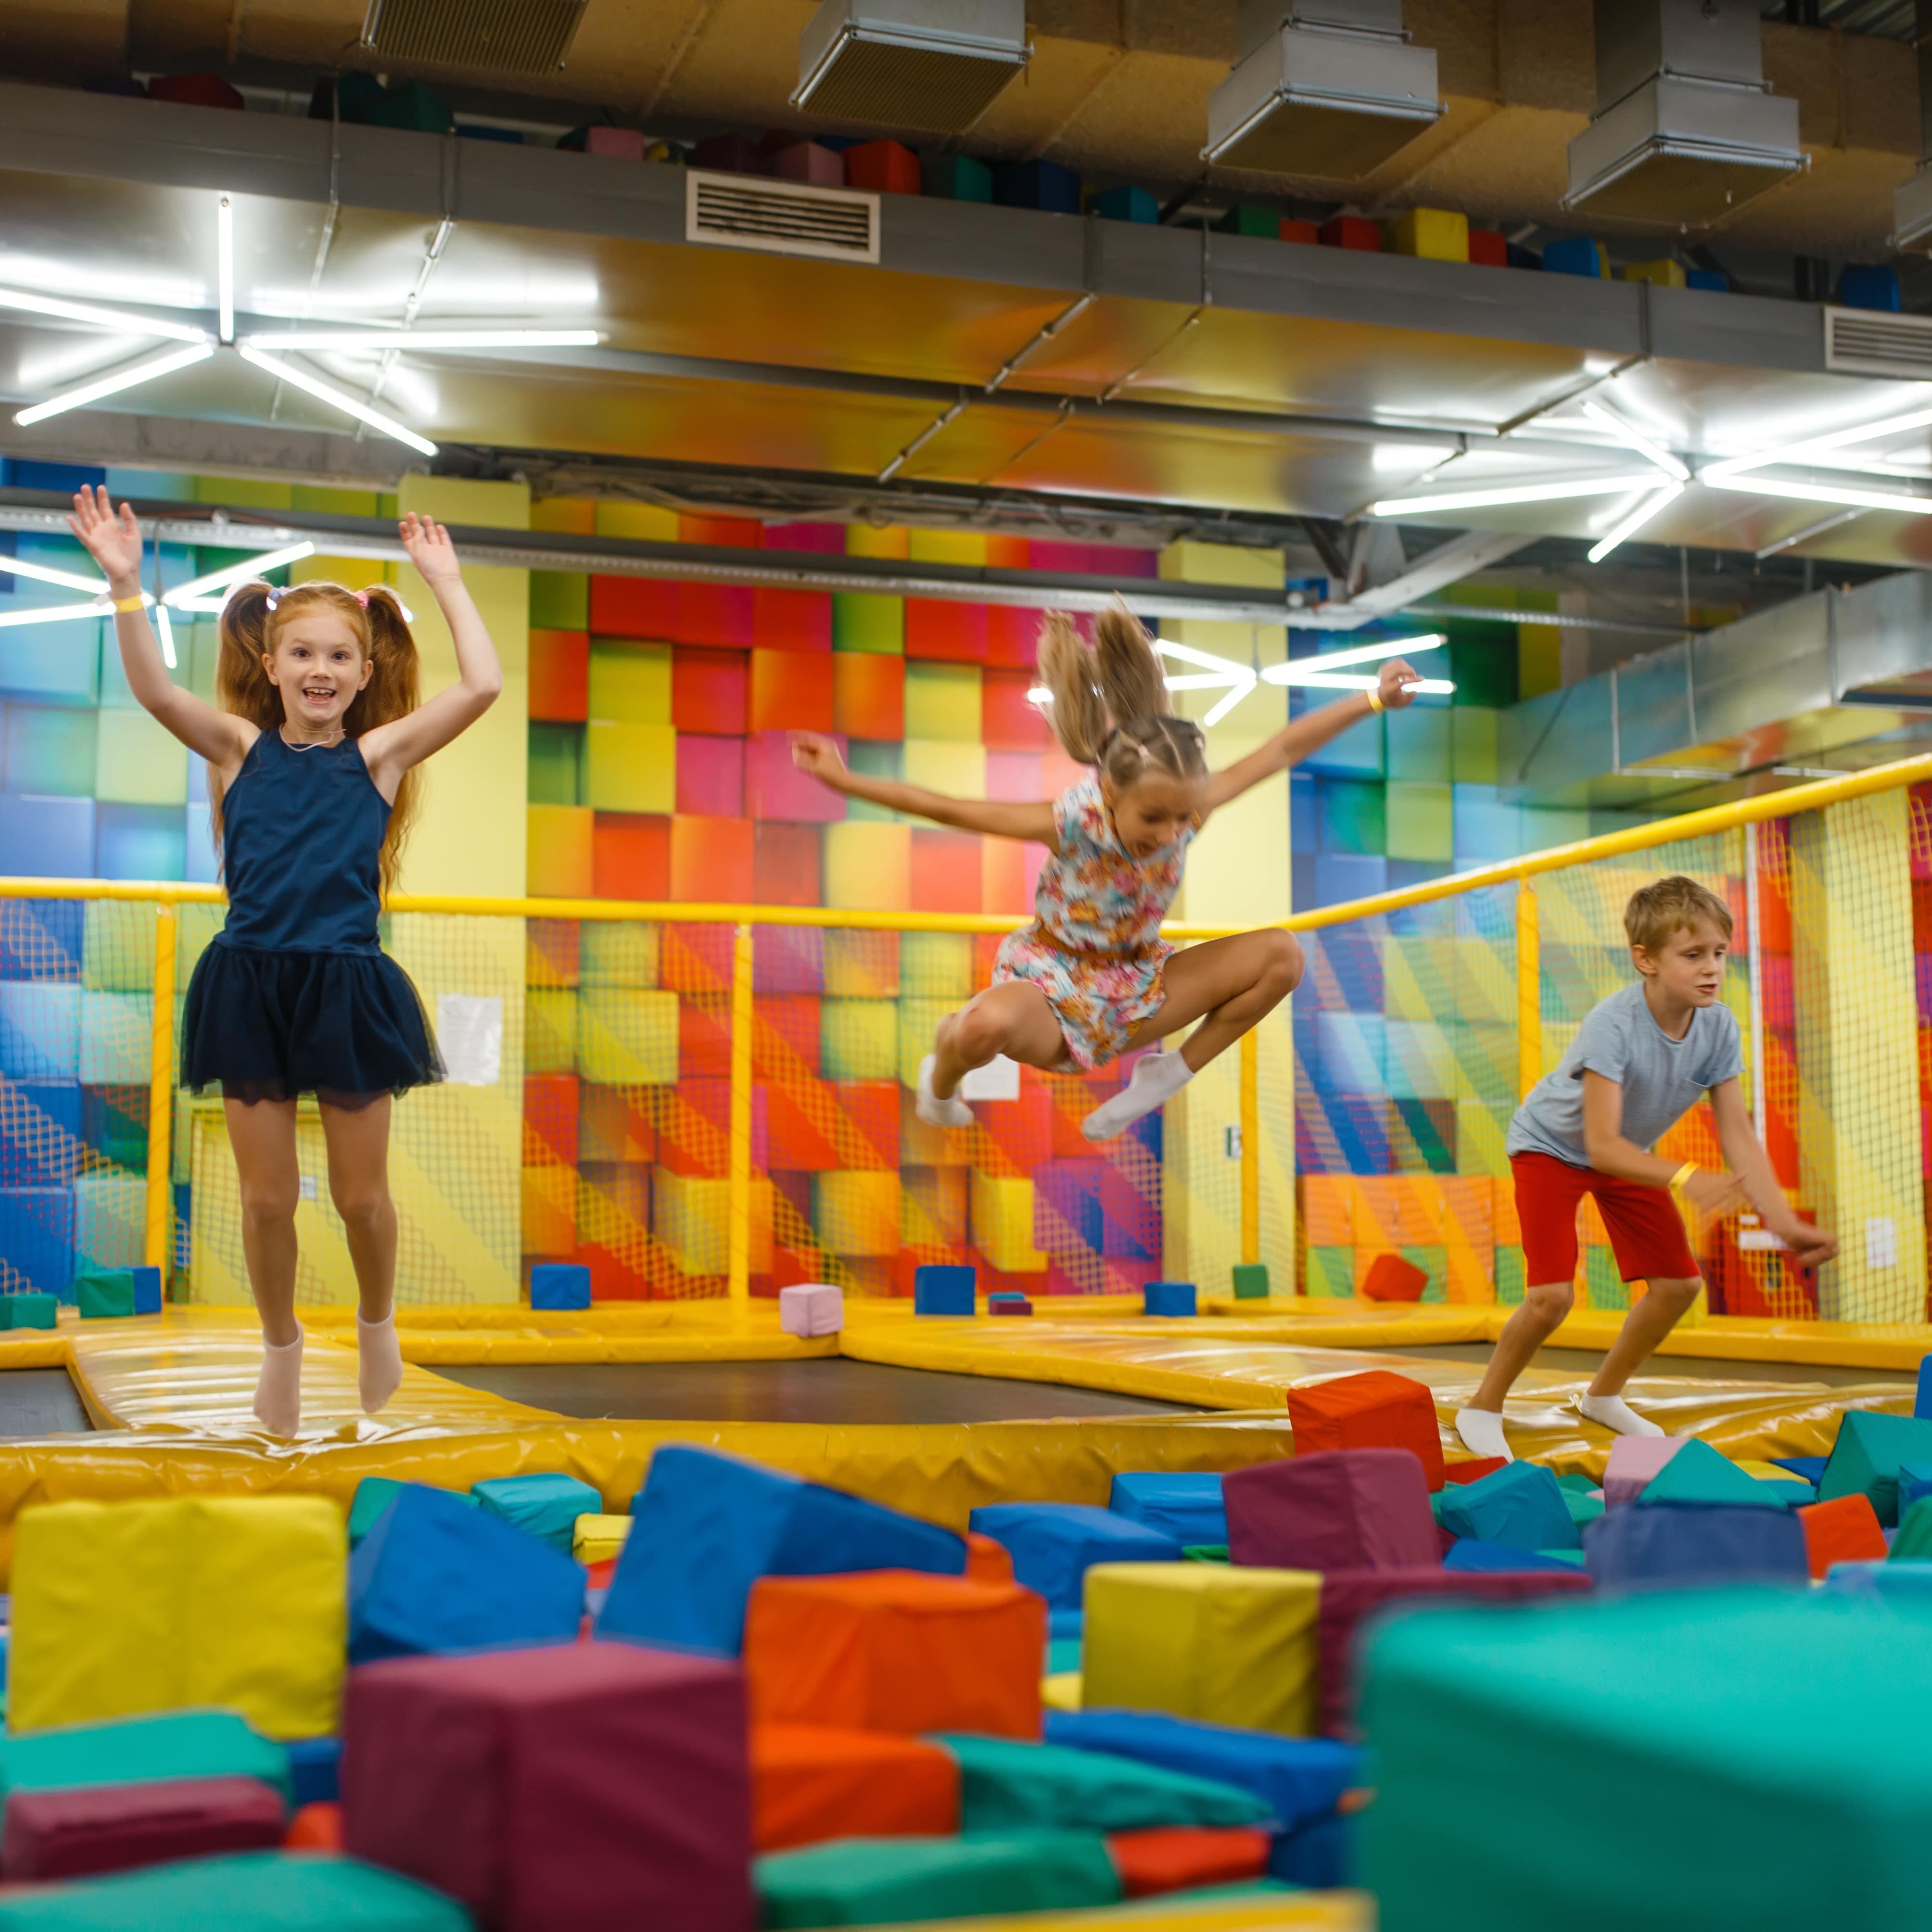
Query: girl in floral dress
xmin=791 ymin=607 xmax=1418 ymax=1140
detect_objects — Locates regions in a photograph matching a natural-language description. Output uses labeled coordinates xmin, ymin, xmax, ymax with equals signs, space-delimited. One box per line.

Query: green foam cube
xmin=1890 ymin=1496 xmax=1932 ymax=1562
xmin=0 ymin=1711 xmax=290 ymax=1805
xmin=1819 ymin=1411 xmax=1932 ymax=1526
xmin=1230 ymin=1263 xmax=1270 ymax=1299
xmin=0 ymin=1294 xmax=58 ymax=1331
xmin=1638 ymin=1436 xmax=1787 ymax=1511
xmin=74 ymin=1270 xmax=135 ymax=1320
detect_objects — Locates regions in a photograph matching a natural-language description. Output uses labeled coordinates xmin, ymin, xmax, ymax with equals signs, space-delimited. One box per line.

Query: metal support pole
xmin=1239 ymin=1028 xmax=1259 ymax=1267
xmin=1515 ymin=880 xmax=1541 ymax=1103
xmin=726 ymin=919 xmax=754 ymax=1302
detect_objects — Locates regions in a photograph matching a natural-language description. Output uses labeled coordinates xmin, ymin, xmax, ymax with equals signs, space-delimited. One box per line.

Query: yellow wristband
xmin=1667 ymin=1161 xmax=1697 ymax=1197
xmin=111 ymin=594 xmax=146 ymax=614
xmin=1365 ymin=686 xmax=1384 ymax=714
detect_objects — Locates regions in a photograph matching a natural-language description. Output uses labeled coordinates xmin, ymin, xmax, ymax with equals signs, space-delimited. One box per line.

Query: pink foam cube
xmin=586 ymin=128 xmax=647 ymax=160
xmin=780 ymin=1282 xmax=844 ymax=1337
xmin=676 ymin=735 xmax=744 ymax=818
xmin=773 ymin=142 xmax=845 ymax=187
xmin=986 ymin=751 xmax=1043 ymax=802
xmin=745 ymin=729 xmax=847 ymax=823
xmin=1603 ymin=1434 xmax=1687 ymax=1506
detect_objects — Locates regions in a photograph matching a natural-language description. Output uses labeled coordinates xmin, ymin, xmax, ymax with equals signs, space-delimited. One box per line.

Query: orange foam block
xmin=1286 ymin=1369 xmax=1445 ymax=1490
xmin=966 ymin=1532 xmax=1014 ymax=1583
xmin=1797 ymin=1493 xmax=1888 ymax=1579
xmin=744 ymin=1571 xmax=1045 ymax=1739
xmin=1108 ymin=1828 xmax=1272 ymax=1899
xmin=751 ymin=1725 xmax=960 ymax=1852
xmin=1360 ymin=1253 xmax=1428 ymax=1302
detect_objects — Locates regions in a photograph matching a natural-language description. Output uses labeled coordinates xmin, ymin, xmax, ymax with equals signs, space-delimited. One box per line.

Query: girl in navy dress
xmin=69 ymin=487 xmax=502 ymax=1436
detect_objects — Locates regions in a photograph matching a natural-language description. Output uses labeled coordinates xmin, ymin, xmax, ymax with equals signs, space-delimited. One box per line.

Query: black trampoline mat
xmin=1372 ymin=1342 xmax=1914 ymax=1388
xmin=431 ymin=1358 xmax=1201 ymax=1425
xmin=0 ymin=1368 xmax=92 ymax=1435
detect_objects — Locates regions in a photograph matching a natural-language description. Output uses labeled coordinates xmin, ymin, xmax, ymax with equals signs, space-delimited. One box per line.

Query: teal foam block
xmin=929 ymin=1733 xmax=1271 ymax=1834
xmin=1819 ymin=1411 xmax=1932 ymax=1525
xmin=74 ymin=1269 xmax=135 ymax=1319
xmin=1898 ymin=1465 xmax=1932 ymax=1518
xmin=1639 ymin=1436 xmax=1788 ymax=1510
xmin=1891 ymin=1496 xmax=1932 ymax=1561
xmin=1824 ymin=1561 xmax=1932 ymax=1607
xmin=0 ymin=1851 xmax=470 ymax=1930
xmin=473 ymin=1472 xmax=603 ymax=1553
xmin=1437 ymin=1462 xmax=1577 ymax=1551
xmin=1363 ymin=1587 xmax=1932 ymax=1932
xmin=757 ymin=1833 xmax=1122 ymax=1927
xmin=0 ymin=1294 xmax=57 ymax=1331
xmin=346 ymin=1477 xmax=477 ymax=1549
xmin=0 ymin=1712 xmax=290 ymax=1806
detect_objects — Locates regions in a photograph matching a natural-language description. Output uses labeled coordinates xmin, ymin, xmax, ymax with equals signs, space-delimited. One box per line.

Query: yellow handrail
xmin=143 ymin=907 xmax=176 ymax=1274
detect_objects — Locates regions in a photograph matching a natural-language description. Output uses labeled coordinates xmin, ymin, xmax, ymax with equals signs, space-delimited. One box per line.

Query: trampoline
xmin=0 ymin=1369 xmax=92 ymax=1436
xmin=1366 ymin=1344 xmax=1918 ymax=1390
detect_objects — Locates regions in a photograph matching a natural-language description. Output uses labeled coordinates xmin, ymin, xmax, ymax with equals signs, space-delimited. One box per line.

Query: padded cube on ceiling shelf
xmin=1319 ymin=216 xmax=1380 ymax=251
xmin=843 ymin=139 xmax=920 ymax=195
xmin=993 ymin=158 xmax=1081 ymax=214
xmin=924 ymin=152 xmax=992 ymax=201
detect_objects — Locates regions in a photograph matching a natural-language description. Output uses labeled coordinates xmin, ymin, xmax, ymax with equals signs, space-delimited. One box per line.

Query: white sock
xmin=1576 ymin=1392 xmax=1664 ymax=1438
xmin=1453 ymin=1407 xmax=1513 ymax=1462
xmin=1081 ymin=1051 xmax=1193 ymax=1142
xmin=916 ymin=1055 xmax=973 ymax=1129
xmin=253 ymin=1329 xmax=304 ymax=1437
xmin=357 ymin=1309 xmax=404 ymax=1415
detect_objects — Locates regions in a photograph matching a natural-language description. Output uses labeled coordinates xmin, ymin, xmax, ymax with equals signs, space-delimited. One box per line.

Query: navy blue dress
xmin=181 ymin=728 xmax=442 ymax=1107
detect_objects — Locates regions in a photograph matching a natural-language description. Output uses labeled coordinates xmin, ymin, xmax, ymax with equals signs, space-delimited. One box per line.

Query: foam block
xmin=1640 ymin=1436 xmax=1789 ymax=1511
xmin=74 ymin=1268 xmax=134 ymax=1318
xmin=1108 ymin=1828 xmax=1274 ymax=1898
xmin=573 ymin=1515 xmax=631 ymax=1564
xmin=529 ymin=1261 xmax=590 ymax=1310
xmin=1897 ymin=1463 xmax=1932 ymax=1519
xmin=343 ymin=1641 xmax=754 ymax=1932
xmin=10 ymin=1498 xmax=345 ymax=1740
xmin=1603 ymin=1433 xmax=1686 ymax=1506
xmin=759 ymin=1832 xmax=1119 ymax=1927
xmin=1082 ymin=1564 xmax=1322 ymax=1736
xmin=596 ymin=1444 xmax=965 ymax=1656
xmin=987 ymin=1292 xmax=1032 ymax=1315
xmin=933 ymin=1732 xmax=1269 ymax=1834
xmin=345 ymin=1478 xmax=476 ymax=1549
xmin=1286 ymin=1371 xmax=1445 ymax=1488
xmin=1108 ymin=1474 xmax=1227 ymax=1548
xmin=966 ymin=1503 xmax=1181 ymax=1611
xmin=1436 ymin=1462 xmax=1578 ymax=1552
xmin=0 ymin=1711 xmax=290 ymax=1808
xmin=751 ymin=1725 xmax=959 ymax=1853
xmin=1144 ymin=1280 xmax=1196 ymax=1317
xmin=1796 ymin=1494 xmax=1888 ymax=1579
xmin=473 ymin=1473 xmax=604 ymax=1554
xmin=914 ymin=1262 xmax=975 ymax=1314
xmin=347 ymin=1484 xmax=585 ymax=1665
xmin=1 ymin=1774 xmax=286 ymax=1882
xmin=779 ymin=1282 xmax=844 ymax=1337
xmin=0 ymin=1292 xmax=57 ymax=1330
xmin=1231 ymin=1262 xmax=1270 ymax=1299
xmin=745 ymin=1571 xmax=1044 ymax=1738
xmin=1443 ymin=1540 xmax=1583 ymax=1573
xmin=1894 ymin=1497 xmax=1932 ymax=1561
xmin=1225 ymin=1449 xmax=1439 ymax=1573
xmin=1819 ymin=1410 xmax=1932 ymax=1525
xmin=1582 ymin=1500 xmax=1809 ymax=1587
xmin=1360 ymin=1253 xmax=1428 ymax=1301
xmin=285 ymin=1737 xmax=339 ymax=1808
xmin=130 ymin=1265 xmax=160 ymax=1314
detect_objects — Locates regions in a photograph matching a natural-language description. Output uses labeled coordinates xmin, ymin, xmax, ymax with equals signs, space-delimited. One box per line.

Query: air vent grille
xmin=686 ymin=172 xmax=881 ymax=265
xmin=360 ymin=0 xmax=586 ymax=74
xmin=794 ymin=36 xmax=1025 ymax=131
xmin=1825 ymin=306 xmax=1932 ymax=381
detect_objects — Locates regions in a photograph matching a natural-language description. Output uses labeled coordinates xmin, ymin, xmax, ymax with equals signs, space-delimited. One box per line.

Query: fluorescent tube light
xmin=164 ymin=541 xmax=317 ymax=608
xmin=1581 ymin=401 xmax=1690 ymax=481
xmin=1155 ymin=639 xmax=1249 ymax=675
xmin=216 ymin=196 xmax=235 ymax=344
xmin=237 ymin=346 xmax=438 ymax=457
xmin=0 ymin=286 xmax=209 ymax=343
xmin=0 ymin=555 xmax=107 ymax=595
xmin=154 ymin=603 xmax=178 ymax=670
xmin=1703 ymin=402 xmax=1932 ymax=483
xmin=1588 ymin=483 xmax=1685 ymax=562
xmin=13 ymin=342 xmax=216 ymax=425
xmin=241 ymin=329 xmax=603 ymax=351
xmin=1369 ymin=474 xmax=1665 ymax=516
xmin=0 ymin=599 xmax=111 ymax=629
xmin=1703 ymin=474 xmax=1932 ymax=516
xmin=1203 ymin=677 xmax=1257 ymax=727
xmin=1290 ymin=672 xmax=1456 ymax=694
xmin=1259 ymin=634 xmax=1446 ymax=684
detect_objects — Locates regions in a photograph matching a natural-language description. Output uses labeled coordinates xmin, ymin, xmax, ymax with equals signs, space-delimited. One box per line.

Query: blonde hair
xmin=1036 ymin=605 xmax=1207 ymax=791
xmin=212 ymin=580 xmax=422 ymax=898
xmin=1624 ymin=875 xmax=1733 ymax=953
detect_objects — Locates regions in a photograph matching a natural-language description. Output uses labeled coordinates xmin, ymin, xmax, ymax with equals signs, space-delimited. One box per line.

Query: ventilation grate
xmin=1824 ymin=306 xmax=1932 ymax=380
xmin=360 ymin=0 xmax=587 ymax=74
xmin=686 ymin=172 xmax=880 ymax=266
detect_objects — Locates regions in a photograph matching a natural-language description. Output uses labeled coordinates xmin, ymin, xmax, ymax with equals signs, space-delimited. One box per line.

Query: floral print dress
xmin=990 ymin=776 xmax=1195 ymax=1071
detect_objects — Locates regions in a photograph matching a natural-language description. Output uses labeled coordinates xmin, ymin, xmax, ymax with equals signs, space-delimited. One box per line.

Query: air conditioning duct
xmin=791 ymin=0 xmax=1029 ymax=132
xmin=1203 ymin=2 xmax=1442 ymax=178
xmin=1564 ymin=0 xmax=1805 ymax=225
xmin=1891 ymin=0 xmax=1932 ymax=250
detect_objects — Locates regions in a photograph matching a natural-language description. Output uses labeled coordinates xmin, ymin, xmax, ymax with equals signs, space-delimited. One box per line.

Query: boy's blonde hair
xmin=1624 ymin=875 xmax=1733 ymax=953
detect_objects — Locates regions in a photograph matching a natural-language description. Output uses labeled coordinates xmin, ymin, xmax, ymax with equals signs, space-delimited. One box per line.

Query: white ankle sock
xmin=1081 ymin=1051 xmax=1193 ymax=1142
xmin=916 ymin=1055 xmax=973 ymax=1130
xmin=1576 ymin=1392 xmax=1664 ymax=1438
xmin=253 ymin=1329 xmax=303 ymax=1437
xmin=1453 ymin=1407 xmax=1513 ymax=1462
xmin=357 ymin=1309 xmax=404 ymax=1415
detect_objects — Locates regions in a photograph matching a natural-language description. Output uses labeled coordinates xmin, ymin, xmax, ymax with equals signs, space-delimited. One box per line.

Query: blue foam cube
xmin=1444 ymin=1539 xmax=1583 ymax=1574
xmin=346 ymin=1476 xmax=477 ymax=1549
xmin=1088 ymin=184 xmax=1157 ymax=224
xmin=1543 ymin=236 xmax=1606 ymax=278
xmin=287 ymin=1735 xmax=342 ymax=1806
xmin=968 ymin=1502 xmax=1180 ymax=1611
xmin=597 ymin=1442 xmax=966 ymax=1656
xmin=347 ymin=1483 xmax=585 ymax=1664
xmin=1107 ymin=1472 xmax=1227 ymax=1547
xmin=1271 ymin=1810 xmax=1358 ymax=1888
xmin=1144 ymin=1280 xmax=1196 ymax=1318
xmin=473 ymin=1471 xmax=603 ymax=1552
xmin=1437 ymin=1461 xmax=1578 ymax=1551
xmin=1916 ymin=1356 xmax=1932 ymax=1420
xmin=1043 ymin=1709 xmax=1360 ymax=1834
xmin=914 ymin=1264 xmax=975 ymax=1315
xmin=1685 ymin=267 xmax=1728 ymax=292
xmin=1837 ymin=264 xmax=1901 ymax=312
xmin=1824 ymin=1561 xmax=1932 ymax=1607
xmin=993 ymin=158 xmax=1081 ymax=215
xmin=131 ymin=1264 xmax=161 ymax=1314
xmin=529 ymin=1261 xmax=590 ymax=1310
xmin=1582 ymin=1500 xmax=1808 ymax=1588
xmin=1772 ymin=1455 xmax=1828 ymax=1485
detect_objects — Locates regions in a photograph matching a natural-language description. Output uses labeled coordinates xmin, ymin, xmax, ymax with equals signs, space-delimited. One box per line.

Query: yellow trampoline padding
xmin=1083 ymin=1562 xmax=1322 ymax=1738
xmin=10 ymin=1495 xmax=345 ymax=1740
xmin=886 ymin=1888 xmax=1368 ymax=1932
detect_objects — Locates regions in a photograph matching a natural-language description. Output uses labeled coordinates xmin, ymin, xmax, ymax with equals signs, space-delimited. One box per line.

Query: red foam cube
xmin=982 ymin=669 xmax=1051 ymax=751
xmin=674 ymin=648 xmax=748 ymax=735
xmin=1109 ymin=1827 xmax=1272 ymax=1899
xmin=754 ymin=822 xmax=823 ymax=906
xmin=530 ymin=629 xmax=589 ymax=722
xmin=754 ymin=587 xmax=831 ymax=650
xmin=905 ymin=599 xmax=988 ymax=663
xmin=750 ymin=648 xmax=835 ymax=733
xmin=676 ymin=735 xmax=744 ymax=818
xmin=592 ymin=814 xmax=670 ymax=900
xmin=1360 ymin=1253 xmax=1428 ymax=1301
xmin=1320 ymin=216 xmax=1381 ymax=252
xmin=1225 ymin=1449 xmax=1440 ymax=1572
xmin=834 ymin=653 xmax=905 ymax=740
xmin=670 ymin=816 xmax=754 ymax=903
xmin=745 ymin=730 xmax=847 ymax=823
xmin=1468 ymin=228 xmax=1508 ymax=267
xmin=1280 ymin=217 xmax=1319 ymax=244
xmin=973 ymin=1088 xmax=1052 ymax=1178
xmin=910 ymin=828 xmax=982 ymax=913
xmin=1797 ymin=1492 xmax=1889 ymax=1579
xmin=843 ymin=139 xmax=921 ymax=195
xmin=1286 ymin=1368 xmax=1446 ymax=1487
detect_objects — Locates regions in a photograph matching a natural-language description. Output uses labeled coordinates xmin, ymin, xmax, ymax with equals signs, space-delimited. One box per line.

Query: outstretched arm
xmin=1710 ymin=1078 xmax=1837 ymax=1270
xmin=67 ymin=487 xmax=253 ymax=771
xmin=1202 ymin=657 xmax=1420 ymax=814
xmin=359 ymin=515 xmax=503 ymax=787
xmin=791 ymin=733 xmax=1057 ymax=849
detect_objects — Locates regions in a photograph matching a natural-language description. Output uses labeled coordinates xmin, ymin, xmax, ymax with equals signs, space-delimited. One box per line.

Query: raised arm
xmin=68 ymin=488 xmax=252 ymax=770
xmin=1202 ymin=656 xmax=1420 ymax=814
xmin=791 ymin=733 xmax=1057 ymax=848
xmin=359 ymin=515 xmax=503 ymax=788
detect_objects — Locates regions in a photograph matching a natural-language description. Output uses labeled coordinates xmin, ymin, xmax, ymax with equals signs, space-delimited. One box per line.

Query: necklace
xmin=280 ymin=726 xmax=344 ymax=752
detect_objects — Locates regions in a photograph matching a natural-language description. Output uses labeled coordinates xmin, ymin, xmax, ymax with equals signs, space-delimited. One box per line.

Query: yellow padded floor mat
xmin=872 ymin=1889 xmax=1368 ymax=1931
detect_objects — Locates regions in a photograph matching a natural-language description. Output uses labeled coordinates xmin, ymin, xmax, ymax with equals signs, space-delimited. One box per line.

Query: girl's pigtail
xmin=1092 ymin=602 xmax=1169 ymax=726
xmin=208 ymin=582 xmax=287 ymax=867
xmin=353 ymin=587 xmax=424 ymax=898
xmin=1036 ymin=611 xmax=1109 ymax=765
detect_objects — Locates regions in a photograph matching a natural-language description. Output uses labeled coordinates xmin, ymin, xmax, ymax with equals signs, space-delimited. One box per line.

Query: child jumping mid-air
xmin=792 ymin=607 xmax=1421 ymax=1140
xmin=1455 ymin=874 xmax=1837 ymax=1461
xmin=69 ymin=486 xmax=503 ymax=1437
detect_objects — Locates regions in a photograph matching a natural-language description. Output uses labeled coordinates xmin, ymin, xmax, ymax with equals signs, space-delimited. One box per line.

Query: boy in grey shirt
xmin=1456 ymin=876 xmax=1837 ymax=1462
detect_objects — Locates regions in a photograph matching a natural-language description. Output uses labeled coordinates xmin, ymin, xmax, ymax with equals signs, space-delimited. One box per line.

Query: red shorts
xmin=1511 ymin=1151 xmax=1700 ymax=1288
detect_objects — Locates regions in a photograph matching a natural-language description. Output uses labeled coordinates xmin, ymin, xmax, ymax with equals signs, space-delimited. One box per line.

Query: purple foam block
xmin=1225 ymin=1449 xmax=1439 ymax=1573
xmin=1603 ymin=1434 xmax=1687 ymax=1507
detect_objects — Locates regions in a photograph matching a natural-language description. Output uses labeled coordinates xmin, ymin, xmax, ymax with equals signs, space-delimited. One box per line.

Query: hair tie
xmin=355 ymin=590 xmax=369 ymax=607
xmin=264 ymin=588 xmax=280 ymax=611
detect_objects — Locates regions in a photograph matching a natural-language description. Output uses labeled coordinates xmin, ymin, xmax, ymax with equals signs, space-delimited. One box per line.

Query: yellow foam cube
xmin=904 ymin=664 xmax=982 ymax=742
xmin=528 ymin=806 xmax=593 ymax=899
xmin=580 ymin=922 xmax=660 ymax=989
xmin=574 ymin=1513 xmax=633 ymax=1563
xmin=588 ymin=642 xmax=672 ymax=722
xmin=898 ymin=998 xmax=956 ymax=1089
xmin=902 ymin=931 xmax=973 ymax=998
xmin=525 ymin=989 xmax=579 ymax=1075
xmin=577 ymin=989 xmax=678 ymax=1084
xmin=585 ymin=721 xmax=675 ymax=814
xmin=821 ymin=999 xmax=899 ymax=1081
xmin=825 ymin=929 xmax=900 ymax=998
xmin=970 ymin=1170 xmax=1048 ymax=1274
xmin=1623 ymin=257 xmax=1687 ymax=288
xmin=903 ymin=740 xmax=987 ymax=801
xmin=521 ymin=1165 xmax=577 ymax=1256
xmin=814 ymin=1169 xmax=902 ymax=1256
xmin=11 ymin=1497 xmax=345 ymax=1739
xmin=1082 ymin=1563 xmax=1322 ymax=1736
xmin=824 ymin=823 xmax=910 ymax=912
xmin=1384 ymin=207 xmax=1468 ymax=262
xmin=595 ymin=501 xmax=680 ymax=541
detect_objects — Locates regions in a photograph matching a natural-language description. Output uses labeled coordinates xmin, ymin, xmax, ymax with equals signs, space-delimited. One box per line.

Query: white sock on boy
xmin=1453 ymin=1407 xmax=1513 ymax=1463
xmin=1080 ymin=1051 xmax=1193 ymax=1141
xmin=1576 ymin=1392 xmax=1664 ymax=1437
xmin=916 ymin=1055 xmax=973 ymax=1130
xmin=253 ymin=1329 xmax=304 ymax=1437
xmin=357 ymin=1309 xmax=405 ymax=1414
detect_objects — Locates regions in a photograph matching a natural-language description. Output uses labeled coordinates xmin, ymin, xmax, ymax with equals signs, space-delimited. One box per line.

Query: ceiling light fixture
xmin=237 ymin=346 xmax=438 ymax=456
xmin=1259 ymin=634 xmax=1446 ymax=684
xmin=0 ymin=286 xmax=210 ymax=343
xmin=1587 ymin=483 xmax=1686 ymax=562
xmin=1703 ymin=474 xmax=1932 ymax=517
xmin=242 ymin=328 xmax=604 ymax=352
xmin=1290 ymin=672 xmax=1456 ymax=695
xmin=153 ymin=603 xmax=178 ymax=671
xmin=216 ymin=196 xmax=235 ymax=345
xmin=1369 ymin=473 xmax=1665 ymax=517
xmin=163 ymin=541 xmax=317 ymax=608
xmin=1580 ymin=401 xmax=1690 ymax=481
xmin=13 ymin=343 xmax=216 ymax=426
xmin=0 ymin=555 xmax=107 ymax=595
xmin=1202 ymin=677 xmax=1258 ymax=728
xmin=0 ymin=599 xmax=112 ymax=630
xmin=1702 ymin=401 xmax=1932 ymax=483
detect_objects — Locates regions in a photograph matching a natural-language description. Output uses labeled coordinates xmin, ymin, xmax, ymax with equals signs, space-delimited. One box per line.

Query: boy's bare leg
xmin=1573 ymin=1276 xmax=1701 ymax=1437
xmin=1454 ymin=1282 xmax=1574 ymax=1462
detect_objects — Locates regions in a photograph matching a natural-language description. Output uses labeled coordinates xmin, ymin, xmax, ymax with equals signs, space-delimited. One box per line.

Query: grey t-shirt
xmin=1506 ymin=980 xmax=1744 ymax=1170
